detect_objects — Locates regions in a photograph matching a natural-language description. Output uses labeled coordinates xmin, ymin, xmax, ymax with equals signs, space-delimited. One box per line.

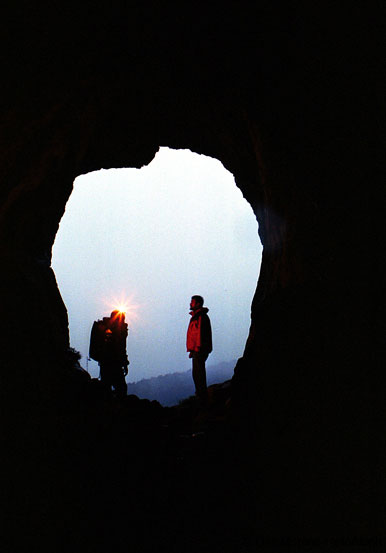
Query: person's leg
xmin=99 ymin=363 xmax=113 ymax=393
xmin=192 ymin=354 xmax=208 ymax=407
xmin=112 ymin=365 xmax=127 ymax=398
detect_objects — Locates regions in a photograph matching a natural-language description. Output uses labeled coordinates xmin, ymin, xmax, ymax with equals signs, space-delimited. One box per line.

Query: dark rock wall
xmin=0 ymin=3 xmax=380 ymax=541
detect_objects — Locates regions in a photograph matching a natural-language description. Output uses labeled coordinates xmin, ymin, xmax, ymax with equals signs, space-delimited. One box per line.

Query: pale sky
xmin=52 ymin=147 xmax=262 ymax=381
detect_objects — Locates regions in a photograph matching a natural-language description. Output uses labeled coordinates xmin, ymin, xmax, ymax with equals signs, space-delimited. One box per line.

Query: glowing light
xmin=103 ymin=294 xmax=140 ymax=326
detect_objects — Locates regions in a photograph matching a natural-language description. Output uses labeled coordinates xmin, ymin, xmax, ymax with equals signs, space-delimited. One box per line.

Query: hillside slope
xmin=127 ymin=360 xmax=236 ymax=406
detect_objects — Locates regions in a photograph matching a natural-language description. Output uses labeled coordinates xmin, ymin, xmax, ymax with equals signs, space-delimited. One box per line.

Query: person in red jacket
xmin=186 ymin=295 xmax=212 ymax=407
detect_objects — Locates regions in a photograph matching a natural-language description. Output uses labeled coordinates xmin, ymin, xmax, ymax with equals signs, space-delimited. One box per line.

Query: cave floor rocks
xmin=3 ymin=380 xmax=262 ymax=553
xmin=3 ymin=377 xmax=372 ymax=553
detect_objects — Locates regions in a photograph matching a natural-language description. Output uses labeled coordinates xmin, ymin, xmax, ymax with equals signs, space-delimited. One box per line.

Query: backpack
xmin=89 ymin=316 xmax=129 ymax=363
xmin=89 ymin=318 xmax=110 ymax=362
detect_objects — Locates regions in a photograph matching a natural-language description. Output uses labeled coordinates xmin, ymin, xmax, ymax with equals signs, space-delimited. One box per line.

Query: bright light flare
xmin=103 ymin=294 xmax=140 ymax=326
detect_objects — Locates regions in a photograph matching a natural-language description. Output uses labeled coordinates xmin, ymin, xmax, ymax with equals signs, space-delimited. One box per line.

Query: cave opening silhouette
xmin=52 ymin=147 xmax=263 ymax=384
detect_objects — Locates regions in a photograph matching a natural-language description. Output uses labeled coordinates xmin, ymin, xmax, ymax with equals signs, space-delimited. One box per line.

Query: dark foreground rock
xmin=2 ymin=377 xmax=259 ymax=553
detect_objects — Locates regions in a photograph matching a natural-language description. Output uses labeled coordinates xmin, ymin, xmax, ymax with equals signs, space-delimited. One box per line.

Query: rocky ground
xmin=3 ymin=376 xmax=259 ymax=553
xmin=3 ymin=370 xmax=373 ymax=553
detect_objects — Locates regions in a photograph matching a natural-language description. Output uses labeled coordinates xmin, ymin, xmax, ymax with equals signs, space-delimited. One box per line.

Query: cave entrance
xmin=52 ymin=147 xmax=262 ymax=382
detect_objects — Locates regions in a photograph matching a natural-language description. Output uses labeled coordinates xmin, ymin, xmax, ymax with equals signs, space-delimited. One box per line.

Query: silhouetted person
xmin=186 ymin=295 xmax=212 ymax=407
xmin=89 ymin=310 xmax=129 ymax=398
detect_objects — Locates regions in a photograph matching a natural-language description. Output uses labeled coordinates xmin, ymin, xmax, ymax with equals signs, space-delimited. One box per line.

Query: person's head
xmin=190 ymin=295 xmax=204 ymax=311
xmin=110 ymin=310 xmax=125 ymax=323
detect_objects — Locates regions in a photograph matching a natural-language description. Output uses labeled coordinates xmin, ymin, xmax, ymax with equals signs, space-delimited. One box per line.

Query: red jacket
xmin=186 ymin=307 xmax=212 ymax=354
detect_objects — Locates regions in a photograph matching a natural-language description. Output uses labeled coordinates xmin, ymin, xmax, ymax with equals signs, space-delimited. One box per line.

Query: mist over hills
xmin=127 ymin=359 xmax=236 ymax=406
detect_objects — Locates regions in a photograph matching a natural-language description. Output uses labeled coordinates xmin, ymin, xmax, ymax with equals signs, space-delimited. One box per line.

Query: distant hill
xmin=127 ymin=359 xmax=237 ymax=406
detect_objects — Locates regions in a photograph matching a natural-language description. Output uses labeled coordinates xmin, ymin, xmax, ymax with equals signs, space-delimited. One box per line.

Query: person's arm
xmin=123 ymin=355 xmax=129 ymax=375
